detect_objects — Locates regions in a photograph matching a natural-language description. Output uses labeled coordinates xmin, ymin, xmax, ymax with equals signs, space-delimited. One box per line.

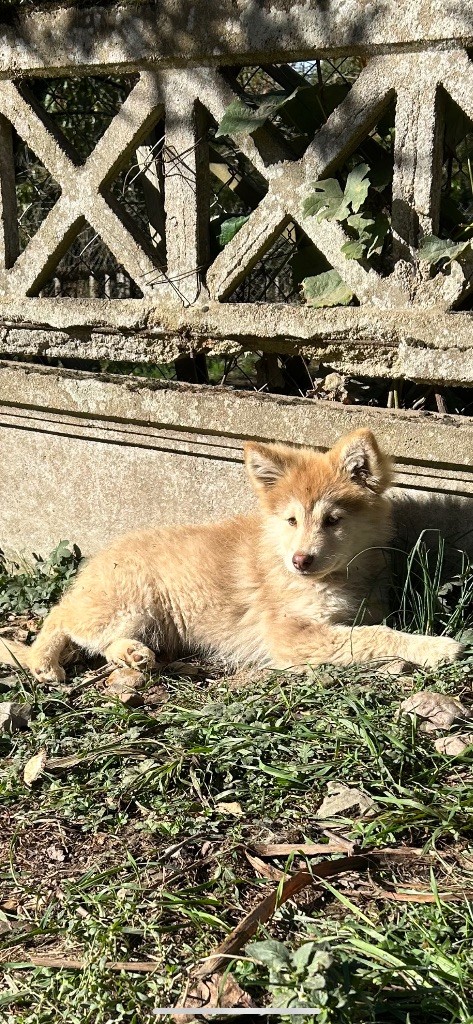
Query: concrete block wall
xmin=0 ymin=1 xmax=471 ymax=554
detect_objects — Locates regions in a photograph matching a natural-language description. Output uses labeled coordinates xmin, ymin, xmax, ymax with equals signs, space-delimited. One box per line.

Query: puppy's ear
xmin=331 ymin=428 xmax=392 ymax=492
xmin=244 ymin=442 xmax=294 ymax=494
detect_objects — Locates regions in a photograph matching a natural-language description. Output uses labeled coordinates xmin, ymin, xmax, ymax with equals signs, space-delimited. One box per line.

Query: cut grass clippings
xmin=0 ymin=541 xmax=472 ymax=1022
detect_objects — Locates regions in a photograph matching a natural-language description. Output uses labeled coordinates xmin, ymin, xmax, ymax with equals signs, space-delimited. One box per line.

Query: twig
xmin=17 ymin=957 xmax=160 ymax=973
xmin=245 ymin=851 xmax=286 ymax=881
xmin=252 ymin=842 xmax=350 ymax=857
xmin=193 ymin=855 xmax=369 ymax=979
xmin=321 ymin=829 xmax=355 ymax=851
xmin=372 ymin=889 xmax=473 ymax=903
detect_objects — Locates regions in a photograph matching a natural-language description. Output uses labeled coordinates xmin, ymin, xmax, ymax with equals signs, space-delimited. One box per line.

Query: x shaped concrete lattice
xmin=0 ymin=51 xmax=473 ymax=307
xmin=0 ymin=72 xmax=165 ymax=298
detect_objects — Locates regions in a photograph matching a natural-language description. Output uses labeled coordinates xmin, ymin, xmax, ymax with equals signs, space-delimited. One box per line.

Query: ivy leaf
xmin=218 ymin=215 xmax=250 ymax=246
xmin=340 ymin=238 xmax=366 ymax=260
xmin=344 ymin=163 xmax=370 ymax=213
xmin=302 ymin=270 xmax=353 ymax=307
xmin=302 ymin=179 xmax=349 ymax=222
xmin=418 ymin=234 xmax=471 ymax=264
xmin=216 ymin=90 xmax=299 ymax=138
xmin=342 ymin=213 xmax=390 ymax=260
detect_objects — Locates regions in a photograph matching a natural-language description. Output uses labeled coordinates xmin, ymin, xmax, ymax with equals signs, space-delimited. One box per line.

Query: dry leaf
xmin=316 ymin=782 xmax=375 ymax=820
xmin=433 ymin=732 xmax=473 ymax=756
xmin=47 ymin=843 xmax=67 ymax=862
xmin=216 ymin=801 xmax=243 ymax=816
xmin=0 ymin=701 xmax=32 ymax=733
xmin=399 ymin=691 xmax=471 ymax=733
xmin=106 ymin=668 xmax=144 ymax=690
xmin=174 ymin=972 xmax=254 ymax=1021
xmin=23 ymin=749 xmax=47 ymax=786
xmin=106 ymin=668 xmax=145 ymax=706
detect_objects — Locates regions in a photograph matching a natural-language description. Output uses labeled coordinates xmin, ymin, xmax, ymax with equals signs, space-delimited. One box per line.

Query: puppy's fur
xmin=0 ymin=428 xmax=462 ymax=682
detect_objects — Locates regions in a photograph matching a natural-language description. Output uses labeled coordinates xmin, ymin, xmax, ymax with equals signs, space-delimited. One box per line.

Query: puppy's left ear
xmin=244 ymin=442 xmax=295 ymax=496
xmin=331 ymin=428 xmax=392 ymax=492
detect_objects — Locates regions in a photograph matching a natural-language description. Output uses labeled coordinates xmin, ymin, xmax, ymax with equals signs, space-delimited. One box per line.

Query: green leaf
xmin=344 ymin=162 xmax=370 ymax=213
xmin=247 ymin=939 xmax=291 ymax=970
xmin=302 ymin=270 xmax=353 ymax=307
xmin=343 ymin=212 xmax=390 ymax=260
xmin=218 ymin=215 xmax=250 ymax=246
xmin=340 ymin=238 xmax=366 ymax=260
xmin=365 ymin=213 xmax=390 ymax=256
xmin=216 ymin=89 xmax=299 ymax=138
xmin=302 ymin=179 xmax=349 ymax=222
xmin=292 ymin=942 xmax=316 ymax=972
xmin=418 ymin=234 xmax=471 ymax=264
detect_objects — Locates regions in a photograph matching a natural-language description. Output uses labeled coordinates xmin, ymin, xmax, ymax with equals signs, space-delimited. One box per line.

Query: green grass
xmin=0 ymin=541 xmax=472 ymax=1023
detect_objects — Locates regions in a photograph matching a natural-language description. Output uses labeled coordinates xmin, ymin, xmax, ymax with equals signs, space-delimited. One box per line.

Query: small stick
xmin=373 ymin=889 xmax=473 ymax=903
xmin=245 ymin=851 xmax=286 ymax=881
xmin=193 ymin=855 xmax=369 ymax=979
xmin=252 ymin=842 xmax=349 ymax=857
xmin=16 ymin=957 xmax=160 ymax=973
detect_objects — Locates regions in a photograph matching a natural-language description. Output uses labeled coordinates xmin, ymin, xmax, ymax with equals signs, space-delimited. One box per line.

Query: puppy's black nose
xmin=292 ymin=552 xmax=314 ymax=571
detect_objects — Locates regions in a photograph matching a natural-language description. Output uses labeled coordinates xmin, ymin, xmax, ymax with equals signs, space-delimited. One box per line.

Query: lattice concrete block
xmin=0 ymin=73 xmax=166 ymax=298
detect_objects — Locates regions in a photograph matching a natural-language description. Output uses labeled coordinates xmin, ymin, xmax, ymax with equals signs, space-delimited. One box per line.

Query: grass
xmin=0 ymin=541 xmax=472 ymax=1023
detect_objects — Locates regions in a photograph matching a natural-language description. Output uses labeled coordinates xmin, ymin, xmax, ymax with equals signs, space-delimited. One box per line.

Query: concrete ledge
xmin=0 ymin=1 xmax=472 ymax=76
xmin=0 ymin=362 xmax=471 ymax=555
xmin=0 ymin=304 xmax=472 ymax=385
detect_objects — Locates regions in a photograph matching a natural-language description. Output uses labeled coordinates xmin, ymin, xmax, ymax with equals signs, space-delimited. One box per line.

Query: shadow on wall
xmin=391 ymin=489 xmax=473 ymax=568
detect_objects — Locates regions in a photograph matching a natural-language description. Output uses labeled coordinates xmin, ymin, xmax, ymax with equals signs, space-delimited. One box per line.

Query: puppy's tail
xmin=0 ymin=637 xmax=31 ymax=671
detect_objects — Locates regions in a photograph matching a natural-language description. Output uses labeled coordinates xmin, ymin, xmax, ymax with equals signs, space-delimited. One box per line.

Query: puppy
xmin=0 ymin=428 xmax=462 ymax=682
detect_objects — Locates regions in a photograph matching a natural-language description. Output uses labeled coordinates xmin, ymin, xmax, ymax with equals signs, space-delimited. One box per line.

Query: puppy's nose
xmin=292 ymin=552 xmax=314 ymax=572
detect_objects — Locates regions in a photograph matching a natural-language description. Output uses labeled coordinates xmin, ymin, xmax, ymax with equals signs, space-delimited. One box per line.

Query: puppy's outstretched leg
xmin=267 ymin=620 xmax=463 ymax=671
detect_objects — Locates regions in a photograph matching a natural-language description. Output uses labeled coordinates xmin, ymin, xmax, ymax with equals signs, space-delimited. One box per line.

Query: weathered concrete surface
xmin=0 ymin=305 xmax=472 ymax=386
xmin=1 ymin=361 xmax=471 ymax=470
xmin=0 ymin=363 xmax=470 ymax=556
xmin=0 ymin=1 xmax=472 ymax=77
xmin=0 ymin=74 xmax=167 ymax=299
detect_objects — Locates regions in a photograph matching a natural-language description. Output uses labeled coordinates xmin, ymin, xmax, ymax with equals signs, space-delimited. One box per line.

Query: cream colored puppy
xmin=0 ymin=428 xmax=462 ymax=682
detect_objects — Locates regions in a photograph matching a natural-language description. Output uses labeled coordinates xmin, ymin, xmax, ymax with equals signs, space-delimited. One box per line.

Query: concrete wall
xmin=1 ymin=362 xmax=471 ymax=557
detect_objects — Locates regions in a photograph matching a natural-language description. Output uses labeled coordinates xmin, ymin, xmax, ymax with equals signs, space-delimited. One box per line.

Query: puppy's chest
xmin=286 ymin=577 xmax=362 ymax=624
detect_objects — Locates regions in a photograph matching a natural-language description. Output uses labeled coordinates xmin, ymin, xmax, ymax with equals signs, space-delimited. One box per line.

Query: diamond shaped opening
xmin=36 ymin=221 xmax=143 ymax=299
xmin=20 ymin=74 xmax=139 ymax=162
xmin=221 ymin=57 xmax=366 ymax=160
xmin=13 ymin=129 xmax=61 ymax=254
xmin=208 ymin=124 xmax=269 ymax=263
xmin=226 ymin=220 xmax=356 ymax=307
xmin=108 ymin=120 xmax=166 ymax=260
xmin=439 ymin=90 xmax=473 ymax=240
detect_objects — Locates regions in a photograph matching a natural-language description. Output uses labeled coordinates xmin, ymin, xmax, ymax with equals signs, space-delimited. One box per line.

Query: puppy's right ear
xmin=244 ymin=442 xmax=292 ymax=495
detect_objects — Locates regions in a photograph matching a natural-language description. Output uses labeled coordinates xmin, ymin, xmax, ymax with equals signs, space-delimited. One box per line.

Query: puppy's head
xmin=244 ymin=428 xmax=392 ymax=577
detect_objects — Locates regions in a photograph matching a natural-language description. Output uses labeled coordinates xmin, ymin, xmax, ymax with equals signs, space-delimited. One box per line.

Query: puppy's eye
xmin=324 ymin=513 xmax=341 ymax=527
xmin=287 ymin=517 xmax=297 ymax=527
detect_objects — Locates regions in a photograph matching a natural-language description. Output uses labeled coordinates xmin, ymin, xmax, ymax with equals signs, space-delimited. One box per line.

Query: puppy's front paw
xmin=407 ymin=635 xmax=464 ymax=669
xmin=29 ymin=658 xmax=66 ymax=684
